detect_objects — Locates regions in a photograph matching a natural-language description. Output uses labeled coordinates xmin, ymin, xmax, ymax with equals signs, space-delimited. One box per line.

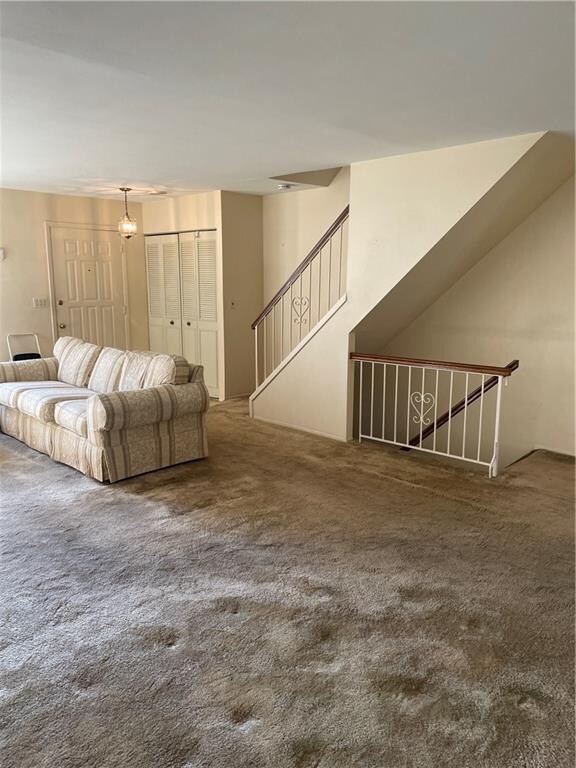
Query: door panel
xmin=145 ymin=234 xmax=182 ymax=355
xmin=179 ymin=231 xmax=219 ymax=398
xmin=182 ymin=324 xmax=199 ymax=366
xmin=51 ymin=227 xmax=127 ymax=348
xmin=199 ymin=328 xmax=219 ymax=393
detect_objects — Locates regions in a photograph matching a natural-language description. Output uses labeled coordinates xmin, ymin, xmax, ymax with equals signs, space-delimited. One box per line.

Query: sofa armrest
xmin=0 ymin=357 xmax=58 ymax=383
xmin=88 ymin=381 xmax=210 ymax=432
xmin=188 ymin=364 xmax=206 ymax=384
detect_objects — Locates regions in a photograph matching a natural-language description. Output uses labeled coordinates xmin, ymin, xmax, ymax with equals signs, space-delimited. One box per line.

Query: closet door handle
xmin=169 ymin=320 xmax=175 ymax=325
xmin=186 ymin=321 xmax=191 ymax=327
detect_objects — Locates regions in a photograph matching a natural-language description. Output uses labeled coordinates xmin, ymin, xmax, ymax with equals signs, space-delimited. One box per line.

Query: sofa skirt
xmin=0 ymin=407 xmax=208 ymax=483
xmin=1 ymin=406 xmax=108 ymax=481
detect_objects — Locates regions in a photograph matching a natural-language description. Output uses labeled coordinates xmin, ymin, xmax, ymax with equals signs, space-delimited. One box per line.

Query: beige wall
xmin=0 ymin=188 xmax=148 ymax=361
xmin=252 ymin=132 xmax=572 ymax=458
xmin=372 ymin=177 xmax=575 ymax=464
xmin=142 ymin=191 xmax=220 ymax=234
xmin=262 ymin=167 xmax=350 ymax=302
xmin=221 ymin=192 xmax=263 ymax=397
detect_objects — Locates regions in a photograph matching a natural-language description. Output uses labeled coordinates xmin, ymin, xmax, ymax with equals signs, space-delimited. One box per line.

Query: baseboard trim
xmin=533 ymin=444 xmax=576 ymax=458
xmin=252 ymin=414 xmax=347 ymax=442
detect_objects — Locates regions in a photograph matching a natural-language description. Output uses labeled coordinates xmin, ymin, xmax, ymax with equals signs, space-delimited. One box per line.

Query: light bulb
xmin=118 ymin=214 xmax=137 ymax=239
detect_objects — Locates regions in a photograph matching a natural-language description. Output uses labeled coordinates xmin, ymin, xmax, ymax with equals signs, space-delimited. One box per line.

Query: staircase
xmin=250 ymin=132 xmax=573 ymax=459
xmin=250 ymin=206 xmax=349 ymax=399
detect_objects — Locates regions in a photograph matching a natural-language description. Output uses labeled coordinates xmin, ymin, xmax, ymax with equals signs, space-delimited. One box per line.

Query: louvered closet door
xmin=179 ymin=231 xmax=219 ymax=398
xmin=145 ymin=234 xmax=182 ymax=355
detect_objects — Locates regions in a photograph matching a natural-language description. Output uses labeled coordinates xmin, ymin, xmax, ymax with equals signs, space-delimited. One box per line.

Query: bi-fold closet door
xmin=145 ymin=234 xmax=182 ymax=356
xmin=178 ymin=231 xmax=219 ymax=398
xmin=145 ymin=230 xmax=219 ymax=398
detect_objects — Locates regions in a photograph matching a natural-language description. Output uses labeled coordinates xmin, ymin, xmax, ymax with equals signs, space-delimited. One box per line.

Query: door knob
xmin=57 ymin=299 xmax=64 ymax=306
xmin=58 ymin=323 xmax=66 ymax=329
xmin=186 ymin=321 xmax=191 ymax=327
xmin=169 ymin=320 xmax=175 ymax=325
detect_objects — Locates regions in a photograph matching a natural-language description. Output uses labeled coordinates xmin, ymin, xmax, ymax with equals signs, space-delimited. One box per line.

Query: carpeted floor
xmin=0 ymin=398 xmax=573 ymax=768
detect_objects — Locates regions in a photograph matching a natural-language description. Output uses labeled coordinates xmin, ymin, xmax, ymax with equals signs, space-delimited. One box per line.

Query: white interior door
xmin=179 ymin=233 xmax=199 ymax=364
xmin=145 ymin=234 xmax=182 ymax=355
xmin=50 ymin=226 xmax=128 ymax=348
xmin=179 ymin=231 xmax=219 ymax=398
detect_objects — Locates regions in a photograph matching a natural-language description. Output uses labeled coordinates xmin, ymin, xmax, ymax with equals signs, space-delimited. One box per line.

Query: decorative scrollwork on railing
xmin=410 ymin=392 xmax=435 ymax=425
xmin=292 ymin=296 xmax=310 ymax=325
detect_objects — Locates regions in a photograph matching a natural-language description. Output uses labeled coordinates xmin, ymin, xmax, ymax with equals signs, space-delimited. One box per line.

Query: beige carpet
xmin=0 ymin=398 xmax=573 ymax=768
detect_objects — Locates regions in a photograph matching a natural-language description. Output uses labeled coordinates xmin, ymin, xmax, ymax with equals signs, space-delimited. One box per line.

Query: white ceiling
xmin=1 ymin=1 xmax=574 ymax=199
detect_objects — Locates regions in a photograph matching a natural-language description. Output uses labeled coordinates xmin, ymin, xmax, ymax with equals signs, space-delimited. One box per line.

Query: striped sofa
xmin=0 ymin=337 xmax=210 ymax=482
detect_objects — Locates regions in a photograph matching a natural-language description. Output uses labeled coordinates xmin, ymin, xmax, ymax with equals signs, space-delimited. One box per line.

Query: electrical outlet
xmin=32 ymin=298 xmax=48 ymax=309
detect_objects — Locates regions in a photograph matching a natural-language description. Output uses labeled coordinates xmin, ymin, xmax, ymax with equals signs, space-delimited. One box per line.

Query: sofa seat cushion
xmin=54 ymin=336 xmax=102 ymax=387
xmin=54 ymin=399 xmax=89 ymax=437
xmin=88 ymin=347 xmax=126 ymax=393
xmin=16 ymin=384 xmax=93 ymax=422
xmin=0 ymin=380 xmax=78 ymax=409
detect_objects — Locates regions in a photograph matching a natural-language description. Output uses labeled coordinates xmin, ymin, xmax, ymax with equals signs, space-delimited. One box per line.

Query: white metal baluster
xmin=370 ymin=362 xmax=375 ymax=438
xmin=405 ymin=366 xmax=412 ymax=445
xmin=307 ymin=264 xmax=312 ymax=331
xmin=381 ymin=363 xmax=387 ymax=440
xmin=317 ymin=248 xmax=322 ymax=322
xmin=328 ymin=237 xmax=332 ymax=310
xmin=490 ymin=377 xmax=503 ymax=477
xmin=337 ymin=225 xmax=343 ymax=299
xmin=447 ymin=371 xmax=454 ymax=456
xmin=462 ymin=373 xmax=469 ymax=457
xmin=419 ymin=368 xmax=425 ymax=447
xmin=432 ymin=369 xmax=439 ymax=452
xmin=394 ymin=364 xmax=399 ymax=442
xmin=272 ymin=301 xmax=276 ymax=371
xmin=477 ymin=374 xmax=486 ymax=462
xmin=298 ymin=273 xmax=303 ymax=345
xmin=289 ymin=281 xmax=293 ymax=353
xmin=254 ymin=323 xmax=259 ymax=387
xmin=263 ymin=313 xmax=267 ymax=380
xmin=280 ymin=293 xmax=284 ymax=363
xmin=358 ymin=361 xmax=363 ymax=443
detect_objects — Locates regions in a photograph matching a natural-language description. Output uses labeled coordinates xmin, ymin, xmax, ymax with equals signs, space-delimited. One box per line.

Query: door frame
xmin=44 ymin=221 xmax=131 ymax=348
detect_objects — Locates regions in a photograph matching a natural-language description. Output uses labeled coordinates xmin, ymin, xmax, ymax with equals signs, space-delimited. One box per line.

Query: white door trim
xmin=44 ymin=221 xmax=131 ymax=349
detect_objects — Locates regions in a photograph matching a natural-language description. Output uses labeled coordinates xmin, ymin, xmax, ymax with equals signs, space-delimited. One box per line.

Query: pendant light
xmin=118 ymin=187 xmax=137 ymax=239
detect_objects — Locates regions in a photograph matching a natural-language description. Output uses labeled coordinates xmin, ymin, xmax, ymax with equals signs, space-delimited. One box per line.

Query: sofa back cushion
xmin=118 ymin=351 xmax=190 ymax=391
xmin=118 ymin=351 xmax=151 ymax=391
xmin=54 ymin=336 xmax=102 ymax=387
xmin=143 ymin=354 xmax=189 ymax=388
xmin=88 ymin=347 xmax=126 ymax=393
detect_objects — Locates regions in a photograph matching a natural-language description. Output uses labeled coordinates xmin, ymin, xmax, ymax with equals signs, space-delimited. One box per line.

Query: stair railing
xmin=350 ymin=353 xmax=519 ymax=477
xmin=252 ymin=206 xmax=349 ymax=387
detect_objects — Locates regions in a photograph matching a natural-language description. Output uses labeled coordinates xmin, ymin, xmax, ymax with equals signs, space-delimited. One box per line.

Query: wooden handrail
xmin=404 ymin=359 xmax=519 ymax=448
xmin=350 ymin=353 xmax=518 ymax=378
xmin=251 ymin=205 xmax=350 ymax=329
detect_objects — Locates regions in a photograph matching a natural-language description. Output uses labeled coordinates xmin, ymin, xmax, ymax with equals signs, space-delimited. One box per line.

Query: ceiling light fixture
xmin=118 ymin=187 xmax=137 ymax=239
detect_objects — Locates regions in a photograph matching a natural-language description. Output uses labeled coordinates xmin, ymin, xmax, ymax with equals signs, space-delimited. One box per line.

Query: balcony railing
xmin=351 ymin=353 xmax=519 ymax=477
